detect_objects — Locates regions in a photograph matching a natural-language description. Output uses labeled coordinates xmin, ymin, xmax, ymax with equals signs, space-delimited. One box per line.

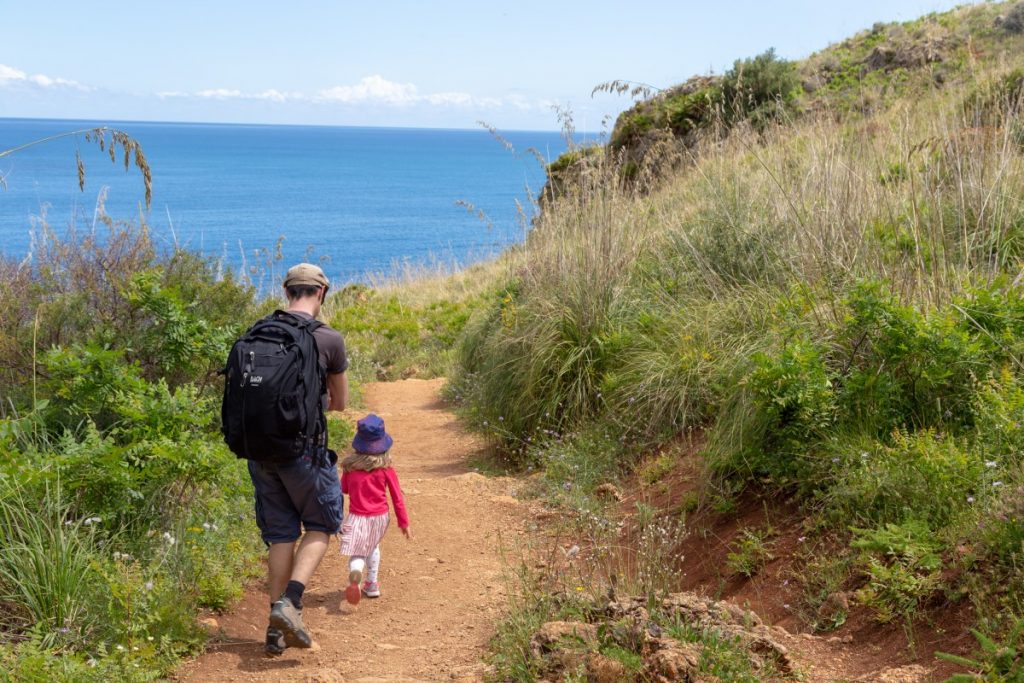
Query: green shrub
xmin=720 ymin=48 xmax=801 ymax=127
xmin=709 ymin=335 xmax=836 ymax=486
xmin=726 ymin=526 xmax=776 ymax=578
xmin=938 ymin=619 xmax=1024 ymax=682
xmin=851 ymin=520 xmax=944 ymax=624
xmin=822 ymin=430 xmax=981 ymax=528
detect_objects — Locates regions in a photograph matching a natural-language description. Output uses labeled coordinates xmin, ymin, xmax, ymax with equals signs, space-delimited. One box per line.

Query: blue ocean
xmin=0 ymin=118 xmax=575 ymax=284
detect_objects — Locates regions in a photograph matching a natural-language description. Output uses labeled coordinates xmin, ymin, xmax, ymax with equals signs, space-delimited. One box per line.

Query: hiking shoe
xmin=269 ymin=596 xmax=312 ymax=648
xmin=362 ymin=581 xmax=381 ymax=598
xmin=345 ymin=568 xmax=363 ymax=605
xmin=265 ymin=626 xmax=286 ymax=657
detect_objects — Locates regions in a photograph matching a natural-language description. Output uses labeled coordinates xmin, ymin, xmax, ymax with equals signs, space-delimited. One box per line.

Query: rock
xmin=305 ymin=669 xmax=343 ymax=683
xmin=742 ymin=630 xmax=791 ymax=674
xmin=198 ymin=617 xmax=219 ymax=631
xmin=587 ymin=653 xmax=629 ymax=683
xmin=997 ymin=4 xmax=1024 ymax=33
xmin=645 ymin=640 xmax=701 ymax=682
xmin=530 ymin=621 xmax=598 ymax=656
xmin=816 ymin=591 xmax=852 ymax=625
xmin=856 ymin=664 xmax=932 ymax=682
xmin=593 ymin=483 xmax=623 ymax=502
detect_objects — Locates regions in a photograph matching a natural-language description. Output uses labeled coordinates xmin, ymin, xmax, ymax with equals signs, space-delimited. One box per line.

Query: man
xmin=247 ymin=263 xmax=348 ymax=656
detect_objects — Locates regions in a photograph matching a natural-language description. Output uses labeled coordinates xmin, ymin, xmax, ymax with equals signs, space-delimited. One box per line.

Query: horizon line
xmin=0 ymin=114 xmax=605 ymax=137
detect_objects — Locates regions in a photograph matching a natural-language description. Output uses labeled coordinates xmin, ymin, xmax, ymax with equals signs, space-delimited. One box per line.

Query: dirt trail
xmin=177 ymin=378 xmax=521 ymax=683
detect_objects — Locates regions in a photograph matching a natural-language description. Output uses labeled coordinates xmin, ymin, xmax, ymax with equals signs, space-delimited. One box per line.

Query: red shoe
xmin=345 ymin=569 xmax=362 ymax=605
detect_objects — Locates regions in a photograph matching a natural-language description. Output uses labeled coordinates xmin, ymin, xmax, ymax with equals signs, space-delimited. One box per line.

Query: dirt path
xmin=177 ymin=378 xmax=521 ymax=683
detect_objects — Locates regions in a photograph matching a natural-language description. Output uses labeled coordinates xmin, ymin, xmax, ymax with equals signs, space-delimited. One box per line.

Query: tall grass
xmin=0 ymin=482 xmax=101 ymax=649
xmin=457 ymin=14 xmax=1024 ymax=665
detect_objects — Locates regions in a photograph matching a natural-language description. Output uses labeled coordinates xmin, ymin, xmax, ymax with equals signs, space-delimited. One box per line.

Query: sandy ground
xmin=175 ymin=378 xmax=521 ymax=683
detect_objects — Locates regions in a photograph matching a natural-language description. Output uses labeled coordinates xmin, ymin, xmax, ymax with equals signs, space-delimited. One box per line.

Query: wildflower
xmin=575 ymin=586 xmax=584 ymax=592
xmin=831 ymin=457 xmax=840 ymax=463
xmin=482 ymin=420 xmax=489 ymax=427
xmin=993 ymin=481 xmax=1004 ymax=488
xmin=202 ymin=522 xmax=212 ymax=530
xmin=860 ymin=451 xmax=869 ymax=459
xmin=562 ymin=481 xmax=573 ymax=491
xmin=147 ymin=636 xmax=154 ymax=641
xmin=985 ymin=460 xmax=998 ymax=468
xmin=116 ymin=645 xmax=125 ymax=651
xmin=797 ymin=536 xmax=806 ymax=543
xmin=967 ymin=496 xmax=975 ymax=504
xmin=145 ymin=581 xmax=154 ymax=591
xmin=628 ymin=397 xmax=636 ymax=404
xmin=59 ymin=626 xmax=70 ymax=634
xmin=84 ymin=516 xmax=102 ymax=526
xmin=498 ymin=416 xmax=504 ymax=422
xmin=162 ymin=532 xmax=176 ymax=545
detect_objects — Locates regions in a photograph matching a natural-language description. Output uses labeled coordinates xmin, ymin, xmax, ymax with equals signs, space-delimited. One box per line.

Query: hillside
xmin=441 ymin=1 xmax=1024 ymax=680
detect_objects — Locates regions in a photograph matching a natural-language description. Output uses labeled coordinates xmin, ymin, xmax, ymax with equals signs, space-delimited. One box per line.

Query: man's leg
xmin=290 ymin=530 xmax=330 ymax=584
xmin=268 ymin=531 xmax=329 ymax=605
xmin=267 ymin=541 xmax=297 ymax=604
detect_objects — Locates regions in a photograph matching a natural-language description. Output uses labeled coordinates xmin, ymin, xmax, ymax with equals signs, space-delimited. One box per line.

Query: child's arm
xmin=340 ymin=470 xmax=349 ymax=495
xmin=384 ymin=468 xmax=410 ymax=534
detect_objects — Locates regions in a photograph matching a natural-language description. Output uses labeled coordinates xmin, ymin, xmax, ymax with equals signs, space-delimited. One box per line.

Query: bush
xmin=719 ymin=48 xmax=801 ymax=127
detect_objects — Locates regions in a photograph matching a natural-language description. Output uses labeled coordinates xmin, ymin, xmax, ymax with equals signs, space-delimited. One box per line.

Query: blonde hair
xmin=342 ymin=451 xmax=392 ymax=472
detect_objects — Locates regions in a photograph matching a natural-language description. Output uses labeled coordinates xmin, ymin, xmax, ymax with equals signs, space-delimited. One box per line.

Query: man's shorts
xmin=248 ymin=453 xmax=344 ymax=544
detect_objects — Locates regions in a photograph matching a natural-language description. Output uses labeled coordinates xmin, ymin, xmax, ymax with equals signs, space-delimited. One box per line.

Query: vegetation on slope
xmin=451 ymin=1 xmax=1024 ymax=679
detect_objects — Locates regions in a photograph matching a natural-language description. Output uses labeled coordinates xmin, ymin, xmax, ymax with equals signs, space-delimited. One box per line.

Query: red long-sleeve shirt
xmin=341 ymin=467 xmax=409 ymax=529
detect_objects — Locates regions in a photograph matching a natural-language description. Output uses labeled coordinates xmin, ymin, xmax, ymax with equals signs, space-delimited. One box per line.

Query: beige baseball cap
xmin=283 ymin=263 xmax=329 ymax=289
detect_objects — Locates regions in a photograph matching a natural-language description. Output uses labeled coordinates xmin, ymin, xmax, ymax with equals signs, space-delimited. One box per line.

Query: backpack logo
xmin=249 ymin=376 xmax=263 ymax=385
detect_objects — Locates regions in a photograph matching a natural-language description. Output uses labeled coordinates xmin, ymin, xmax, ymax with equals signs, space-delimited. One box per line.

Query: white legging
xmin=348 ymin=546 xmax=381 ymax=583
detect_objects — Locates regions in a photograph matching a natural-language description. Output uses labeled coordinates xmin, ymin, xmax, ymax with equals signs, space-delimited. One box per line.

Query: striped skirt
xmin=339 ymin=512 xmax=390 ymax=557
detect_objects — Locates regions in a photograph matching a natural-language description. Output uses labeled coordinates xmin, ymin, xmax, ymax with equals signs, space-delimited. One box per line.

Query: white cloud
xmin=0 ymin=64 xmax=27 ymax=82
xmin=196 ymin=88 xmax=244 ymax=99
xmin=161 ymin=87 xmax=298 ymax=103
xmin=163 ymin=75 xmax=498 ymax=109
xmin=316 ymin=75 xmax=419 ymax=105
xmin=0 ymin=63 xmax=91 ymax=91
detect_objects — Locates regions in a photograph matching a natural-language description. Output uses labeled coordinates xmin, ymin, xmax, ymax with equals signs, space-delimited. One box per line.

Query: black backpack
xmin=221 ymin=310 xmax=326 ymax=462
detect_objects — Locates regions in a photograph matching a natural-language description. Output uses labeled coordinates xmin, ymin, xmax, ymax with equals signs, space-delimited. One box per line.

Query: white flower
xmin=144 ymin=581 xmax=154 ymax=591
xmin=993 ymin=481 xmax=1004 ymax=488
xmin=161 ymin=532 xmax=176 ymax=545
xmin=986 ymin=460 xmax=998 ymax=468
xmin=202 ymin=522 xmax=211 ymax=530
xmin=83 ymin=516 xmax=102 ymax=526
xmin=967 ymin=496 xmax=975 ymax=504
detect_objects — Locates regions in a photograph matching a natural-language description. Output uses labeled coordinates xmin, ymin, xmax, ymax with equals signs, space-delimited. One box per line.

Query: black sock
xmin=284 ymin=580 xmax=305 ymax=609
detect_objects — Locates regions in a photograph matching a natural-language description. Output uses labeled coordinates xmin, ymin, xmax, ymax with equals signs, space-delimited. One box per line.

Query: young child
xmin=339 ymin=413 xmax=411 ymax=605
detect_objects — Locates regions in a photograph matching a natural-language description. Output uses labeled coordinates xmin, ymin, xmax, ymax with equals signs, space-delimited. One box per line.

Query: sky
xmin=1 ymin=0 xmax=975 ymax=132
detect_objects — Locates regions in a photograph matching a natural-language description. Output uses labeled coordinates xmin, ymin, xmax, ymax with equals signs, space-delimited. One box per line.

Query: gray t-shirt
xmin=288 ymin=310 xmax=348 ymax=375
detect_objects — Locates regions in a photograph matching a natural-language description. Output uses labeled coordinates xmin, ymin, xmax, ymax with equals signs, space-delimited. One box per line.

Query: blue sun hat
xmin=351 ymin=414 xmax=393 ymax=454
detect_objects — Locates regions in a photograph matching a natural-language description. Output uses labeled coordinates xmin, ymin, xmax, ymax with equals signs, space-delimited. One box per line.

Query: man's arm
xmin=326 ymin=371 xmax=348 ymax=412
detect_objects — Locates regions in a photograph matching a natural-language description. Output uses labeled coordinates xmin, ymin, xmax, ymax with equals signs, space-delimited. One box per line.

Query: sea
xmin=0 ymin=118 xmax=578 ymax=285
